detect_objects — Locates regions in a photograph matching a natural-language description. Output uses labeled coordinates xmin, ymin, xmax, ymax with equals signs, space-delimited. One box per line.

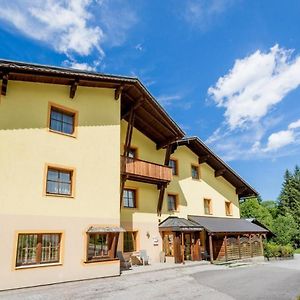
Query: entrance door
xmin=184 ymin=233 xmax=192 ymax=260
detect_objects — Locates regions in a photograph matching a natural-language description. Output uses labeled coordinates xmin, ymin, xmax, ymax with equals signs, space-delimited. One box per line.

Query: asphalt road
xmin=1 ymin=256 xmax=300 ymax=300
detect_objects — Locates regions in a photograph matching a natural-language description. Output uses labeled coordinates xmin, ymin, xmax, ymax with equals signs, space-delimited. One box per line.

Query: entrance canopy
xmin=159 ymin=216 xmax=203 ymax=232
xmin=188 ymin=216 xmax=268 ymax=234
xmin=87 ymin=226 xmax=125 ymax=233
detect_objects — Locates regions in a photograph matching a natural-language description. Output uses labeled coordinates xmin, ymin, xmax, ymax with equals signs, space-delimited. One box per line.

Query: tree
xmin=273 ymin=214 xmax=298 ymax=245
xmin=261 ymin=200 xmax=278 ymax=219
xmin=240 ymin=197 xmax=274 ymax=230
xmin=278 ymin=165 xmax=300 ymax=243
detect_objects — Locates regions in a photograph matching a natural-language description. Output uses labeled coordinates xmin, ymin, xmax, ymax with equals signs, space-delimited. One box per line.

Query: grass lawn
xmin=295 ymin=249 xmax=300 ymax=254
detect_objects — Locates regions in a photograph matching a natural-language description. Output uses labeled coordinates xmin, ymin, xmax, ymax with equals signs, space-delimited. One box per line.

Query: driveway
xmin=1 ymin=255 xmax=300 ymax=300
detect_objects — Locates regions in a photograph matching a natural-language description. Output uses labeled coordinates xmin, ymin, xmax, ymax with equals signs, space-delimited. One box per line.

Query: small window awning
xmin=188 ymin=215 xmax=269 ymax=234
xmin=159 ymin=216 xmax=204 ymax=232
xmin=87 ymin=226 xmax=125 ymax=233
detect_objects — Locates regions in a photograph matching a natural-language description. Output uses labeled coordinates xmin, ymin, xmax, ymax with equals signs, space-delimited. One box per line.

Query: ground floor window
xmin=123 ymin=231 xmax=137 ymax=252
xmin=87 ymin=233 xmax=109 ymax=261
xmin=163 ymin=233 xmax=174 ymax=256
xmin=16 ymin=233 xmax=61 ymax=267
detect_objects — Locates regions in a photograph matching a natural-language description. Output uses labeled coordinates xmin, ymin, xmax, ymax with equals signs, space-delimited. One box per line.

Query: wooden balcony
xmin=121 ymin=156 xmax=172 ymax=184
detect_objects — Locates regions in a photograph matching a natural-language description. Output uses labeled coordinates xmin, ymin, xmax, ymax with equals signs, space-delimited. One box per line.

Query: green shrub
xmin=264 ymin=242 xmax=294 ymax=259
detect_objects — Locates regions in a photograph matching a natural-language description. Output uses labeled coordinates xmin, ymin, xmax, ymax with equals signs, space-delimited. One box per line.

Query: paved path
xmin=1 ymin=256 xmax=300 ymax=300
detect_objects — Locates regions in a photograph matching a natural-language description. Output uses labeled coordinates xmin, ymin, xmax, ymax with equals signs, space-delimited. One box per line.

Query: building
xmin=0 ymin=60 xmax=268 ymax=290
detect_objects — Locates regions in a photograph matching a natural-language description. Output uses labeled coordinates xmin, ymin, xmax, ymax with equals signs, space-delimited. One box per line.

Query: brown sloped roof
xmin=159 ymin=216 xmax=204 ymax=231
xmin=173 ymin=137 xmax=258 ymax=197
xmin=188 ymin=215 xmax=268 ymax=234
xmin=0 ymin=59 xmax=184 ymax=147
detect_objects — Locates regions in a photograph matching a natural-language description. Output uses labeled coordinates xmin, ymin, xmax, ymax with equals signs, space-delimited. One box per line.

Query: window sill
xmin=84 ymin=258 xmax=119 ymax=264
xmin=204 ymin=213 xmax=213 ymax=216
xmin=15 ymin=262 xmax=62 ymax=270
xmin=122 ymin=207 xmax=138 ymax=210
xmin=45 ymin=193 xmax=75 ymax=199
xmin=48 ymin=129 xmax=77 ymax=139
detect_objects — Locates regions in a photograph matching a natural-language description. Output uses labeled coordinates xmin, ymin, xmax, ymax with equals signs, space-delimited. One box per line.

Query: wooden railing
xmin=121 ymin=156 xmax=172 ymax=183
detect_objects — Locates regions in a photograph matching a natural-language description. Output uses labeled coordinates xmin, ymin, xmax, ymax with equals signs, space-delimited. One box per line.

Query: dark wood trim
xmin=236 ymin=186 xmax=247 ymax=195
xmin=209 ymin=234 xmax=214 ymax=263
xmin=157 ymin=144 xmax=174 ymax=216
xmin=69 ymin=79 xmax=79 ymax=99
xmin=115 ymin=85 xmax=124 ymax=100
xmin=198 ymin=154 xmax=210 ymax=164
xmin=215 ymin=168 xmax=226 ymax=177
xmin=1 ymin=73 xmax=8 ymax=96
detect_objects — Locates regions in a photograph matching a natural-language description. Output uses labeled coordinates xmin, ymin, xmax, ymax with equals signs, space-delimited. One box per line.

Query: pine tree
xmin=278 ymin=166 xmax=300 ymax=244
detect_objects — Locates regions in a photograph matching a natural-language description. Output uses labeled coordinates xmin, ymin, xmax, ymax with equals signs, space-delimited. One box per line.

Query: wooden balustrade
xmin=121 ymin=156 xmax=172 ymax=184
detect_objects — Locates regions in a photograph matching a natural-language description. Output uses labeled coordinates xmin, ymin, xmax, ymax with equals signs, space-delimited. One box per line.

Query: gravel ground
xmin=1 ymin=255 xmax=300 ymax=300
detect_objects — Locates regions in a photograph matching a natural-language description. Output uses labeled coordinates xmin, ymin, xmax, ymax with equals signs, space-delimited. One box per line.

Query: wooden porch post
xmin=249 ymin=234 xmax=253 ymax=257
xmin=224 ymin=235 xmax=228 ymax=261
xmin=260 ymin=234 xmax=264 ymax=256
xmin=181 ymin=232 xmax=185 ymax=264
xmin=209 ymin=234 xmax=214 ymax=263
xmin=238 ymin=235 xmax=241 ymax=259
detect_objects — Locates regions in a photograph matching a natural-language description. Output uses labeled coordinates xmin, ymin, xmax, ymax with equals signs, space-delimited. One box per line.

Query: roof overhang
xmin=0 ymin=60 xmax=184 ymax=148
xmin=173 ymin=137 xmax=258 ymax=198
xmin=188 ymin=215 xmax=269 ymax=235
xmin=87 ymin=226 xmax=125 ymax=233
xmin=159 ymin=216 xmax=204 ymax=232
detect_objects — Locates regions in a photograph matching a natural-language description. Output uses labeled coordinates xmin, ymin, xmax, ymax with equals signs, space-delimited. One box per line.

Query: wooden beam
xmin=208 ymin=234 xmax=214 ymax=263
xmin=238 ymin=235 xmax=241 ymax=259
xmin=224 ymin=235 xmax=228 ymax=262
xmin=181 ymin=232 xmax=185 ymax=264
xmin=236 ymin=186 xmax=247 ymax=195
xmin=115 ymin=85 xmax=124 ymax=100
xmin=198 ymin=154 xmax=210 ymax=164
xmin=69 ymin=79 xmax=78 ymax=99
xmin=1 ymin=73 xmax=8 ymax=96
xmin=122 ymin=97 xmax=144 ymax=119
xmin=157 ymin=144 xmax=174 ymax=215
xmin=156 ymin=137 xmax=179 ymax=150
xmin=215 ymin=168 xmax=226 ymax=177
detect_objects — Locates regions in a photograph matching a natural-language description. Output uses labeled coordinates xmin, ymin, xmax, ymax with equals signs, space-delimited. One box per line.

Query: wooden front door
xmin=184 ymin=233 xmax=192 ymax=260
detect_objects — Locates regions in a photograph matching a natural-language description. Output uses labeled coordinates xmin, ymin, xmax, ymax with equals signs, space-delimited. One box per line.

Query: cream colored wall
xmin=0 ymin=81 xmax=121 ymax=289
xmin=165 ymin=146 xmax=240 ymax=219
xmin=120 ymin=121 xmax=240 ymax=262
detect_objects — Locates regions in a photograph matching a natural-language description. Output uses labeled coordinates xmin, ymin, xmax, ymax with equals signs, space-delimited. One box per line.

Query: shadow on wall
xmin=0 ymin=81 xmax=120 ymax=130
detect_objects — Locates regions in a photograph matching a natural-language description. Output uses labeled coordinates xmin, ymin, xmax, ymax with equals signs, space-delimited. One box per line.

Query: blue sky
xmin=0 ymin=0 xmax=299 ymax=200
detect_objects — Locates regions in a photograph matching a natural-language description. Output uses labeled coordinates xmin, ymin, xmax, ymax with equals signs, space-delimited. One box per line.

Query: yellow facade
xmin=119 ymin=120 xmax=239 ymax=262
xmin=0 ymin=81 xmax=121 ymax=290
xmin=0 ymin=69 xmax=250 ymax=290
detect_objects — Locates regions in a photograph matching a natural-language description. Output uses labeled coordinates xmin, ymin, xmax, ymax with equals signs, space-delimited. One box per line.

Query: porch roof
xmin=87 ymin=226 xmax=125 ymax=233
xmin=188 ymin=215 xmax=269 ymax=234
xmin=159 ymin=216 xmax=204 ymax=232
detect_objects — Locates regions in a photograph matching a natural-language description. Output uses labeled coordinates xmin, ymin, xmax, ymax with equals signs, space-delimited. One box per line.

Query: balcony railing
xmin=121 ymin=156 xmax=172 ymax=184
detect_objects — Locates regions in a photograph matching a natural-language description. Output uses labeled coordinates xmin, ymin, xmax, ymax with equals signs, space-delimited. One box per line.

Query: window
xmin=191 ymin=165 xmax=199 ymax=179
xmin=123 ymin=232 xmax=137 ymax=252
xmin=167 ymin=194 xmax=177 ymax=212
xmin=128 ymin=147 xmax=137 ymax=159
xmin=16 ymin=233 xmax=61 ymax=267
xmin=49 ymin=105 xmax=76 ymax=136
xmin=169 ymin=159 xmax=178 ymax=176
xmin=123 ymin=189 xmax=136 ymax=208
xmin=204 ymin=198 xmax=212 ymax=215
xmin=225 ymin=201 xmax=233 ymax=216
xmin=46 ymin=167 xmax=73 ymax=196
xmin=87 ymin=234 xmax=109 ymax=261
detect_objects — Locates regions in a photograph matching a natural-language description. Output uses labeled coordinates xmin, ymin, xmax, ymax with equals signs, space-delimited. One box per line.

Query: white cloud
xmin=157 ymin=94 xmax=182 ymax=106
xmin=0 ymin=0 xmax=103 ymax=56
xmin=63 ymin=59 xmax=99 ymax=71
xmin=0 ymin=0 xmax=137 ymax=59
xmin=288 ymin=119 xmax=300 ymax=130
xmin=208 ymin=45 xmax=300 ymax=129
xmin=264 ymin=118 xmax=300 ymax=151
xmin=265 ymin=130 xmax=295 ymax=151
xmin=183 ymin=0 xmax=233 ymax=30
